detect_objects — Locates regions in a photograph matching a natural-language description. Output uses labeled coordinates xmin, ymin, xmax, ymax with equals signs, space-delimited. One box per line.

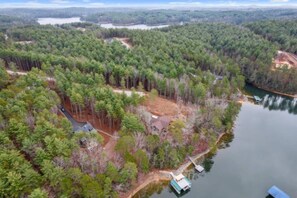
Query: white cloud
xmin=271 ymin=0 xmax=289 ymax=2
xmin=169 ymin=1 xmax=201 ymax=5
xmin=0 ymin=0 xmax=297 ymax=8
xmin=51 ymin=0 xmax=70 ymax=4
xmin=88 ymin=2 xmax=105 ymax=6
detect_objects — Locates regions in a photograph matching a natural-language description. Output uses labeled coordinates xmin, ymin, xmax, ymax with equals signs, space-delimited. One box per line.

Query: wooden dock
xmin=188 ymin=157 xmax=205 ymax=173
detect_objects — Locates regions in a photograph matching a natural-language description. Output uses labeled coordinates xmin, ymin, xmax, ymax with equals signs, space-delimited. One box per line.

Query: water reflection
xmin=245 ymin=84 xmax=297 ymax=114
xmin=133 ymin=181 xmax=169 ymax=198
xmin=203 ymin=133 xmax=234 ymax=173
xmin=261 ymin=95 xmax=297 ymax=114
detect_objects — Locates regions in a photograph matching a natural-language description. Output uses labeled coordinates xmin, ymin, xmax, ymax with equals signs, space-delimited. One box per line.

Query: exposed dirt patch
xmin=143 ymin=96 xmax=192 ymax=118
xmin=102 ymin=138 xmax=117 ymax=161
xmin=114 ymin=37 xmax=133 ymax=49
xmin=273 ymin=50 xmax=297 ymax=69
xmin=193 ymin=139 xmax=209 ymax=154
xmin=144 ymin=96 xmax=178 ymax=116
xmin=104 ymin=37 xmax=132 ymax=49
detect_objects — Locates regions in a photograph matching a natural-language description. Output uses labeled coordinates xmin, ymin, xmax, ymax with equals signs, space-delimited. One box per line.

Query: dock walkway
xmin=188 ymin=156 xmax=205 ymax=172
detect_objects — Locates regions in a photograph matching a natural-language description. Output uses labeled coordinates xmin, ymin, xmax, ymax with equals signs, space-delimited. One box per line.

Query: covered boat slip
xmin=170 ymin=173 xmax=191 ymax=194
xmin=253 ymin=95 xmax=262 ymax=102
xmin=268 ymin=186 xmax=290 ymax=198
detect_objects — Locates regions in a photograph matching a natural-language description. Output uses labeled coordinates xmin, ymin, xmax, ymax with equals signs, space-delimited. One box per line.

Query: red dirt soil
xmin=274 ymin=51 xmax=297 ymax=69
xmin=143 ymin=96 xmax=191 ymax=121
xmin=144 ymin=96 xmax=178 ymax=116
xmin=114 ymin=37 xmax=133 ymax=49
xmin=63 ymin=98 xmax=119 ymax=145
xmin=193 ymin=139 xmax=209 ymax=154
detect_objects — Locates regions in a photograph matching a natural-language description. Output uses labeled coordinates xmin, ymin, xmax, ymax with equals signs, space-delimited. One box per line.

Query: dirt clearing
xmin=273 ymin=50 xmax=297 ymax=69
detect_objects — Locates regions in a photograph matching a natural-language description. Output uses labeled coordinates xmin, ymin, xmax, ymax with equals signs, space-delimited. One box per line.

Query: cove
xmin=135 ymin=85 xmax=297 ymax=198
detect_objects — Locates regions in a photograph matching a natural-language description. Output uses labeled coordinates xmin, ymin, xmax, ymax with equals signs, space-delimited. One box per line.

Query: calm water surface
xmin=37 ymin=17 xmax=81 ymax=25
xmin=136 ymin=85 xmax=297 ymax=198
xmin=37 ymin=18 xmax=168 ymax=29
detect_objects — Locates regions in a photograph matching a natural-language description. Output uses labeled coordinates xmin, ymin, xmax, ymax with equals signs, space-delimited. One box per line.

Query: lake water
xmin=136 ymin=85 xmax=297 ymax=198
xmin=37 ymin=17 xmax=82 ymax=25
xmin=36 ymin=18 xmax=169 ymax=29
xmin=99 ymin=23 xmax=169 ymax=30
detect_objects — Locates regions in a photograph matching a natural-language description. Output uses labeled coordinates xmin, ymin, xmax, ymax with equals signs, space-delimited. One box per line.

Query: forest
xmin=83 ymin=9 xmax=297 ymax=25
xmin=2 ymin=8 xmax=297 ymax=26
xmin=1 ymin=8 xmax=297 ymax=197
xmin=245 ymin=20 xmax=297 ymax=54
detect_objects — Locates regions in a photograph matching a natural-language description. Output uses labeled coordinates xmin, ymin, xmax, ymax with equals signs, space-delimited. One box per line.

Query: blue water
xmin=136 ymin=86 xmax=297 ymax=198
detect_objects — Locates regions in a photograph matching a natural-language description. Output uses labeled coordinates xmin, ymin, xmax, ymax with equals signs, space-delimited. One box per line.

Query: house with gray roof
xmin=151 ymin=116 xmax=171 ymax=135
xmin=75 ymin=122 xmax=96 ymax=133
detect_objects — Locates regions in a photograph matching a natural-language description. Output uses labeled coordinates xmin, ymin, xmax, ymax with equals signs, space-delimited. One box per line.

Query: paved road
xmin=60 ymin=107 xmax=85 ymax=131
xmin=60 ymin=106 xmax=119 ymax=139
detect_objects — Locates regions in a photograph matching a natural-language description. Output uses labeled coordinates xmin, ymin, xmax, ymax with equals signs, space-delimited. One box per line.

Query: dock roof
xmin=268 ymin=186 xmax=290 ymax=198
xmin=253 ymin=95 xmax=262 ymax=101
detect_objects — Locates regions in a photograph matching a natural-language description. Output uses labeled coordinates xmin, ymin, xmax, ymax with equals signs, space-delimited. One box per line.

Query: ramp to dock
xmin=188 ymin=157 xmax=205 ymax=173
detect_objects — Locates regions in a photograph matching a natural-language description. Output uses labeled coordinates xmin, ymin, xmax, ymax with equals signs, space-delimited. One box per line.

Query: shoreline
xmin=251 ymin=83 xmax=297 ymax=99
xmin=123 ymin=132 xmax=228 ymax=198
xmin=8 ymin=68 xmax=240 ymax=197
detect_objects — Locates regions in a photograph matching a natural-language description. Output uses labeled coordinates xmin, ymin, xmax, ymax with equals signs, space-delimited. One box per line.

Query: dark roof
xmin=75 ymin=122 xmax=95 ymax=133
xmin=151 ymin=116 xmax=171 ymax=131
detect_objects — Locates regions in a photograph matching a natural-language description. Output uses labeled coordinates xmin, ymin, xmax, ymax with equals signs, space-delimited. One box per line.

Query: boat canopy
xmin=268 ymin=186 xmax=290 ymax=198
xmin=170 ymin=173 xmax=191 ymax=194
xmin=254 ymin=95 xmax=262 ymax=102
xmin=175 ymin=174 xmax=184 ymax=181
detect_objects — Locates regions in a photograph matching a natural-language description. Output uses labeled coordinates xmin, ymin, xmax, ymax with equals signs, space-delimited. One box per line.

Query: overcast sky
xmin=0 ymin=0 xmax=296 ymax=8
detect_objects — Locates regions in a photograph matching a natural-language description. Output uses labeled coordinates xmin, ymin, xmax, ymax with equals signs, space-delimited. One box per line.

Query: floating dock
xmin=189 ymin=157 xmax=205 ymax=173
xmin=268 ymin=186 xmax=290 ymax=198
xmin=170 ymin=173 xmax=191 ymax=194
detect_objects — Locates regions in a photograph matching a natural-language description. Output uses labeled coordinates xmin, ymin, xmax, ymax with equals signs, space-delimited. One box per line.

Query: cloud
xmin=169 ymin=1 xmax=202 ymax=5
xmin=51 ymin=0 xmax=71 ymax=4
xmin=88 ymin=2 xmax=105 ymax=7
xmin=0 ymin=0 xmax=297 ymax=8
xmin=271 ymin=0 xmax=289 ymax=2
